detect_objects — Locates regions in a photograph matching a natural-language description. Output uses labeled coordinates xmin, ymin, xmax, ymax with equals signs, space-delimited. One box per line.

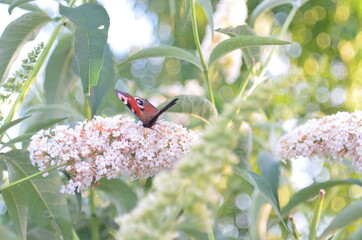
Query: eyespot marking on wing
xmin=134 ymin=97 xmax=145 ymax=111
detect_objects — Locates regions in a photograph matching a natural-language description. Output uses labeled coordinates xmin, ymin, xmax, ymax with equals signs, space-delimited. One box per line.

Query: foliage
xmin=0 ymin=0 xmax=361 ymax=239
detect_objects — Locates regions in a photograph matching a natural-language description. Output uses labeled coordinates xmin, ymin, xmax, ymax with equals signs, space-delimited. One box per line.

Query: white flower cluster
xmin=277 ymin=111 xmax=362 ymax=171
xmin=28 ymin=116 xmax=200 ymax=194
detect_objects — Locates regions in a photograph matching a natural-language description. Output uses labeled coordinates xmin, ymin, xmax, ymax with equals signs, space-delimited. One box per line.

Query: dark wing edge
xmin=147 ymin=98 xmax=179 ymax=127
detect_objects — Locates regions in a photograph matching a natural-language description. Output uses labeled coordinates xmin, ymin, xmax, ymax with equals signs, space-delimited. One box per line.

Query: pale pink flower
xmin=277 ymin=111 xmax=362 ymax=171
xmin=29 ymin=116 xmax=200 ymax=194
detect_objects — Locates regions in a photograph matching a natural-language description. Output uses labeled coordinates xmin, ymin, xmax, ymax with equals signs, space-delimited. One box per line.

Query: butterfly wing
xmin=145 ymin=98 xmax=178 ymax=128
xmin=115 ymin=90 xmax=142 ymax=119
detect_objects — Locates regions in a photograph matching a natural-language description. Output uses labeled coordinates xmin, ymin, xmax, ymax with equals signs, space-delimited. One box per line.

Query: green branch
xmin=0 ymin=162 xmax=68 ymax=193
xmin=189 ymin=0 xmax=215 ymax=105
xmin=0 ymin=0 xmax=77 ymax=142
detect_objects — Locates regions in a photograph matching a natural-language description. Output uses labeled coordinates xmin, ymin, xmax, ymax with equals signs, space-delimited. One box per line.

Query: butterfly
xmin=115 ymin=90 xmax=178 ymax=128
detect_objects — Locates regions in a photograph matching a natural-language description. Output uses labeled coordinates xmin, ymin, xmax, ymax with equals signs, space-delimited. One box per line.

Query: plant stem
xmin=237 ymin=66 xmax=254 ymax=98
xmin=0 ymin=162 xmax=68 ymax=192
xmin=89 ymin=189 xmax=99 ymax=240
xmin=85 ymin=100 xmax=98 ymax=240
xmin=243 ymin=0 xmax=308 ymax=101
xmin=0 ymin=0 xmax=77 ymax=142
xmin=201 ymin=204 xmax=215 ymax=240
xmin=309 ymin=189 xmax=326 ymax=240
xmin=259 ymin=0 xmax=305 ymax=77
xmin=289 ymin=215 xmax=300 ymax=240
xmin=189 ymin=0 xmax=215 ymax=105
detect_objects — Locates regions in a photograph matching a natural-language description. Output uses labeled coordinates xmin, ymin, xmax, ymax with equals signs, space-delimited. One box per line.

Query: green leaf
xmin=89 ymin=45 xmax=116 ymax=115
xmin=117 ymin=46 xmax=203 ymax=71
xmin=44 ymin=34 xmax=77 ymax=104
xmin=320 ymin=198 xmax=362 ymax=238
xmin=235 ymin=122 xmax=252 ymax=170
xmin=25 ymin=117 xmax=67 ymax=134
xmin=208 ymin=35 xmax=290 ymax=67
xmin=2 ymin=187 xmax=28 ymax=240
xmin=0 ymin=116 xmax=30 ymax=135
xmin=281 ymin=179 xmax=362 ymax=216
xmin=1 ymin=133 xmax=34 ymax=150
xmin=196 ymin=0 xmax=213 ymax=36
xmin=8 ymin=0 xmax=35 ymax=14
xmin=59 ymin=3 xmax=110 ymax=95
xmin=249 ymin=190 xmax=267 ymax=240
xmin=350 ymin=227 xmax=362 ymax=240
xmin=157 ymin=95 xmax=218 ymax=124
xmin=257 ymin=151 xmax=280 ymax=207
xmin=0 ymin=0 xmax=43 ymax=13
xmin=1 ymin=150 xmax=74 ymax=239
xmin=249 ymin=0 xmax=294 ymax=26
xmin=25 ymin=105 xmax=85 ymax=120
xmin=0 ymin=225 xmax=18 ymax=240
xmin=216 ymin=25 xmax=261 ymax=66
xmin=235 ymin=168 xmax=285 ymax=225
xmin=0 ymin=12 xmax=52 ymax=82
xmin=97 ymin=178 xmax=138 ymax=213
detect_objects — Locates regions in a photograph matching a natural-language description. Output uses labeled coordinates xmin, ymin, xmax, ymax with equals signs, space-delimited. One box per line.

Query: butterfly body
xmin=115 ymin=90 xmax=178 ymax=128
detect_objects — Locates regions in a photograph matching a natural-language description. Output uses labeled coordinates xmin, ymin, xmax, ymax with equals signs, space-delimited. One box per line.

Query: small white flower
xmin=29 ymin=116 xmax=200 ymax=194
xmin=277 ymin=111 xmax=362 ymax=171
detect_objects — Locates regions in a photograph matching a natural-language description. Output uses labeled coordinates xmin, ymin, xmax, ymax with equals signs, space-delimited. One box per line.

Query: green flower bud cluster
xmin=0 ymin=42 xmax=44 ymax=120
xmin=116 ymin=97 xmax=246 ymax=240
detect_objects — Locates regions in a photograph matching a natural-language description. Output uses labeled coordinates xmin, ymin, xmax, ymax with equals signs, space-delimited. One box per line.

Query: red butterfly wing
xmin=115 ymin=90 xmax=142 ymax=118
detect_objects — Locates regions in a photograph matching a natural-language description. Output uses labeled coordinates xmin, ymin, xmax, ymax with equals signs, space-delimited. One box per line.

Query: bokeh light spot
xmin=330 ymin=87 xmax=346 ymax=106
xmin=338 ymin=40 xmax=355 ymax=62
xmin=235 ymin=193 xmax=251 ymax=210
xmin=316 ymin=87 xmax=329 ymax=103
xmin=304 ymin=58 xmax=319 ymax=75
xmin=304 ymin=9 xmax=319 ymax=25
xmin=335 ymin=4 xmax=350 ymax=23
xmin=316 ymin=32 xmax=331 ymax=49
xmin=349 ymin=185 xmax=362 ymax=198
xmin=331 ymin=197 xmax=346 ymax=212
xmin=165 ymin=59 xmax=181 ymax=75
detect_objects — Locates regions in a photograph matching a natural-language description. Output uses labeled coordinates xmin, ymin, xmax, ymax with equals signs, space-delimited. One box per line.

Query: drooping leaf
xmin=249 ymin=0 xmax=295 ymax=26
xmin=1 ymin=150 xmax=74 ymax=239
xmin=1 ymin=133 xmax=34 ymax=150
xmin=25 ymin=105 xmax=85 ymax=121
xmin=320 ymin=198 xmax=362 ymax=238
xmin=25 ymin=117 xmax=67 ymax=134
xmin=208 ymin=35 xmax=290 ymax=67
xmin=97 ymin=178 xmax=138 ymax=213
xmin=89 ymin=45 xmax=116 ymax=115
xmin=281 ymin=179 xmax=362 ymax=216
xmin=249 ymin=190 xmax=268 ymax=240
xmin=117 ymin=46 xmax=203 ymax=71
xmin=216 ymin=25 xmax=261 ymax=66
xmin=44 ymin=33 xmax=77 ymax=104
xmin=8 ymin=0 xmax=35 ymax=14
xmin=2 ymin=187 xmax=28 ymax=240
xmin=196 ymin=0 xmax=213 ymax=36
xmin=0 ymin=12 xmax=52 ymax=82
xmin=157 ymin=95 xmax=218 ymax=124
xmin=235 ymin=168 xmax=285 ymax=225
xmin=59 ymin=4 xmax=110 ymax=95
xmin=0 ymin=0 xmax=43 ymax=13
xmin=257 ymin=151 xmax=280 ymax=207
xmin=350 ymin=227 xmax=362 ymax=240
xmin=0 ymin=116 xmax=30 ymax=135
